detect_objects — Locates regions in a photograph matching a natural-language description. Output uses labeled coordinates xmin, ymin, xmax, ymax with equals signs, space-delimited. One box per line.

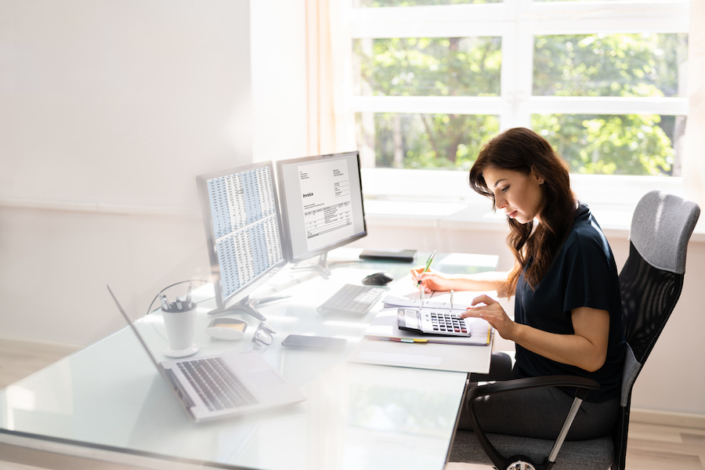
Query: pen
xmin=175 ymin=298 xmax=183 ymax=311
xmin=449 ymin=289 xmax=454 ymax=313
xmin=185 ymin=282 xmax=192 ymax=306
xmin=160 ymin=294 xmax=170 ymax=311
xmin=416 ymin=250 xmax=437 ymax=286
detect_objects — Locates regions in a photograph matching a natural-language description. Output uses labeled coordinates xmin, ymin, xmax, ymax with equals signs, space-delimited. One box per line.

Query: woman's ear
xmin=530 ymin=167 xmax=545 ymax=185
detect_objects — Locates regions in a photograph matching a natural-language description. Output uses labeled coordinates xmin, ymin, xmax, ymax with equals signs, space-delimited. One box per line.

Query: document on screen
xmin=298 ymin=159 xmax=355 ymax=252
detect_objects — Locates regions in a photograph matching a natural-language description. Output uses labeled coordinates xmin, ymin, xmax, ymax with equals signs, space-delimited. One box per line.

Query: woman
xmin=413 ymin=127 xmax=626 ymax=440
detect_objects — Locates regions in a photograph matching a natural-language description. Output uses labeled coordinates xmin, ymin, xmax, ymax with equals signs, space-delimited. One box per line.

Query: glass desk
xmin=0 ymin=249 xmax=498 ymax=470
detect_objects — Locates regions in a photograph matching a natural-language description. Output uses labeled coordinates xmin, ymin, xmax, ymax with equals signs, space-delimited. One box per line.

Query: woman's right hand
xmin=411 ymin=268 xmax=454 ymax=293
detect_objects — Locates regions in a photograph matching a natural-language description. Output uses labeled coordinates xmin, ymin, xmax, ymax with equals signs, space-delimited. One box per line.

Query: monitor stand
xmin=207 ymin=294 xmax=290 ymax=321
xmin=292 ymin=251 xmax=333 ymax=278
xmin=291 ymin=251 xmax=362 ymax=279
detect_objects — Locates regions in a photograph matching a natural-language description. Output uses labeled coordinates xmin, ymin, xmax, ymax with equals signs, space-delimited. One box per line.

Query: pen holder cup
xmin=163 ymin=304 xmax=199 ymax=358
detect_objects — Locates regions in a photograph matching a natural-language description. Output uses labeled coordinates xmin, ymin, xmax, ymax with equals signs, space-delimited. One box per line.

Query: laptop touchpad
xmin=244 ymin=369 xmax=288 ymax=402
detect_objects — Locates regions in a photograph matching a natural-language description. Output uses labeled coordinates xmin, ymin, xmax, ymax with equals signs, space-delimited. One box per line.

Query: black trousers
xmin=457 ymin=352 xmax=620 ymax=441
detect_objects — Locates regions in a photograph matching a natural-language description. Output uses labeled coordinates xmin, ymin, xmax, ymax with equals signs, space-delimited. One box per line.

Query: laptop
xmin=107 ymin=285 xmax=306 ymax=423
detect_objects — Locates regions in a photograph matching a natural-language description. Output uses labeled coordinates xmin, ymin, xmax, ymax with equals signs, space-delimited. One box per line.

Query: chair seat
xmin=449 ymin=430 xmax=613 ymax=470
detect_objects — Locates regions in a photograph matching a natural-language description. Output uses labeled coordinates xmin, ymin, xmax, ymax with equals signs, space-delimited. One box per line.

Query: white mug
xmin=163 ymin=305 xmax=198 ymax=357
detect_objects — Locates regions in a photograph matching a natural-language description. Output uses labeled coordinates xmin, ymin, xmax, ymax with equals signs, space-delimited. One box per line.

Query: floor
xmin=1 ymin=338 xmax=704 ymax=470
xmin=0 ymin=338 xmax=82 ymax=390
xmin=446 ymin=422 xmax=705 ymax=470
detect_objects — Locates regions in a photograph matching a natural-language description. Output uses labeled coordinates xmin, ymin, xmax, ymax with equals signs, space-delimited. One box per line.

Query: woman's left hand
xmin=461 ymin=295 xmax=517 ymax=340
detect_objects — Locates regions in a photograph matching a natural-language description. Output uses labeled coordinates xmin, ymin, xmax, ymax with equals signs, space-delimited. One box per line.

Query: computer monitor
xmin=276 ymin=151 xmax=367 ymax=277
xmin=196 ymin=161 xmax=286 ymax=320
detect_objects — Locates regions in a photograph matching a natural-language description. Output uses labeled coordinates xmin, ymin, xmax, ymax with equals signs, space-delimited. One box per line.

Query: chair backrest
xmin=621 ymin=191 xmax=700 ymax=368
xmin=612 ymin=190 xmax=700 ymax=470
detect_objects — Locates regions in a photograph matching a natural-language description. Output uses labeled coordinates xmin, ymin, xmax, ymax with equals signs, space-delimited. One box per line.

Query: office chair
xmin=449 ymin=191 xmax=700 ymax=470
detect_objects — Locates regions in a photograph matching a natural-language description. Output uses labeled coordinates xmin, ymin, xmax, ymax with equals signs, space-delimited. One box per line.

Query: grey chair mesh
xmin=619 ymin=243 xmax=682 ymax=367
xmin=449 ymin=191 xmax=700 ymax=470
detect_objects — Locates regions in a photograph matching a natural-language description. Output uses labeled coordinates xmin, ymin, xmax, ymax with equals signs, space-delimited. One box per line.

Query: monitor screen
xmin=197 ymin=162 xmax=285 ymax=309
xmin=277 ymin=151 xmax=366 ymax=262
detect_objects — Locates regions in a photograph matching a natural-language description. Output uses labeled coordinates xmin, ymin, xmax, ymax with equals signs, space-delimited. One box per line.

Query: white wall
xmin=0 ymin=0 xmax=255 ymax=344
xmin=356 ymin=221 xmax=705 ymax=416
xmin=0 ymin=0 xmax=254 ymax=209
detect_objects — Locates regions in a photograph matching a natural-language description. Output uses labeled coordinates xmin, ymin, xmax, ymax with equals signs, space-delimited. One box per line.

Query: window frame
xmin=344 ymin=0 xmax=691 ymax=202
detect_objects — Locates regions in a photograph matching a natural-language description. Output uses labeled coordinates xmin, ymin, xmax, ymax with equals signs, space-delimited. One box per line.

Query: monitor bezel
xmin=196 ymin=161 xmax=287 ymax=311
xmin=275 ymin=150 xmax=367 ymax=264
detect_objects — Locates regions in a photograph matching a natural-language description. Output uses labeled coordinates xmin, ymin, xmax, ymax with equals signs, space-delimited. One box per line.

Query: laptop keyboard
xmin=177 ymin=357 xmax=258 ymax=411
xmin=317 ymin=284 xmax=385 ymax=315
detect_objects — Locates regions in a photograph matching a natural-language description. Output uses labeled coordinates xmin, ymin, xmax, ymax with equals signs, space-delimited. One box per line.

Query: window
xmin=347 ymin=0 xmax=690 ymax=188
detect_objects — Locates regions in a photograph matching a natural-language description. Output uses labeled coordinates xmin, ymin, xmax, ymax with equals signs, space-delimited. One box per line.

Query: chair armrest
xmin=467 ymin=375 xmax=600 ymax=402
xmin=464 ymin=375 xmax=600 ymax=470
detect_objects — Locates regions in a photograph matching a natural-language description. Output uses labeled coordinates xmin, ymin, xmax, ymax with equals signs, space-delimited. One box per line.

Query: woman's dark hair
xmin=469 ymin=127 xmax=576 ymax=295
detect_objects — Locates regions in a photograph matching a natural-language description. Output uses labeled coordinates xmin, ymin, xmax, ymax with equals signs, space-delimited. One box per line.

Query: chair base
xmin=449 ymin=430 xmax=613 ymax=470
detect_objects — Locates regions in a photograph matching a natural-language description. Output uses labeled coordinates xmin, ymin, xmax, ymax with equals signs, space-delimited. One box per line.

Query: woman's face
xmin=482 ymin=167 xmax=545 ymax=224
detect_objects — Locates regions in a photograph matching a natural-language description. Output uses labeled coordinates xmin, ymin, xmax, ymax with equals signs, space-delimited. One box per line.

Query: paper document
xmin=383 ymin=290 xmax=497 ymax=311
xmin=357 ymin=351 xmax=443 ymax=366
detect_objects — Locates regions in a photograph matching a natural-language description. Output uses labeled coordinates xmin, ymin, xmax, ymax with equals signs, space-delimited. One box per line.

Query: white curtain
xmin=305 ymin=0 xmax=355 ymax=156
xmin=683 ymin=0 xmax=705 ymax=207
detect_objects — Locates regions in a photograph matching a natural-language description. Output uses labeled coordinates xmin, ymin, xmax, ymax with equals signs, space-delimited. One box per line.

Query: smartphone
xmin=281 ymin=334 xmax=347 ymax=351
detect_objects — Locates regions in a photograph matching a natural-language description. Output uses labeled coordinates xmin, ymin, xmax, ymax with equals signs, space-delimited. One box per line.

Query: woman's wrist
xmin=506 ymin=321 xmax=522 ymax=343
xmin=447 ymin=276 xmax=466 ymax=291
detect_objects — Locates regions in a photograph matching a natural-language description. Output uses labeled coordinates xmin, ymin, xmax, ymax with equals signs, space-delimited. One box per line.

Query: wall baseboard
xmin=630 ymin=407 xmax=705 ymax=430
xmin=0 ymin=197 xmax=193 ymax=217
xmin=0 ymin=335 xmax=85 ymax=351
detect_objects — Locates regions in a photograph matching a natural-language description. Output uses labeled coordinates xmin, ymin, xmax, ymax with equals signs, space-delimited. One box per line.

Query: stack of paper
xmin=382 ymin=290 xmax=497 ymax=311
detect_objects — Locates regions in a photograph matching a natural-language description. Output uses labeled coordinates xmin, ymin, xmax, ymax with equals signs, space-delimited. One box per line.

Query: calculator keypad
xmin=429 ymin=312 xmax=468 ymax=335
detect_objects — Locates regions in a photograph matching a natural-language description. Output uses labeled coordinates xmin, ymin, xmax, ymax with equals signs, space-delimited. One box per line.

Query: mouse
xmin=362 ymin=272 xmax=394 ymax=286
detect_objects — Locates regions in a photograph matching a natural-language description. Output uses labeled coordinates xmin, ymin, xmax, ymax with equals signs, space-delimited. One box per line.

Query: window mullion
xmin=511 ymin=0 xmax=534 ymax=129
xmin=350 ymin=96 xmax=503 ymax=115
xmin=529 ymin=96 xmax=689 ymax=116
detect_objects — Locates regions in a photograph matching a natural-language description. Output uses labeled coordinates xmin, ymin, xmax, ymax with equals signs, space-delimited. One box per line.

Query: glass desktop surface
xmin=0 ymin=249 xmax=497 ymax=470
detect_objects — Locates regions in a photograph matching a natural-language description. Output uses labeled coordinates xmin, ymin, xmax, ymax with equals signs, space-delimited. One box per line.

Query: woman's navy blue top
xmin=514 ymin=203 xmax=626 ymax=403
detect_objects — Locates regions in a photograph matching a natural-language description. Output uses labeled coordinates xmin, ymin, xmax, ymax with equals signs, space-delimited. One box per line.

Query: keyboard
xmin=177 ymin=357 xmax=258 ymax=411
xmin=317 ymin=284 xmax=385 ymax=315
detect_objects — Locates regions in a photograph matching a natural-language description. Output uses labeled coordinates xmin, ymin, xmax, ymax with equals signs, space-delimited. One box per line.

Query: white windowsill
xmin=364 ymin=198 xmax=705 ymax=243
xmin=360 ymin=168 xmax=705 ymax=241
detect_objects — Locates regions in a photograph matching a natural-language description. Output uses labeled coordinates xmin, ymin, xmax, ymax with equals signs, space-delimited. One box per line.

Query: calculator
xmin=397 ymin=308 xmax=471 ymax=337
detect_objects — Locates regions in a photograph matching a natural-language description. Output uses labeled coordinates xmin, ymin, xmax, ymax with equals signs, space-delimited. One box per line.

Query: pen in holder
xmin=162 ymin=293 xmax=199 ymax=358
